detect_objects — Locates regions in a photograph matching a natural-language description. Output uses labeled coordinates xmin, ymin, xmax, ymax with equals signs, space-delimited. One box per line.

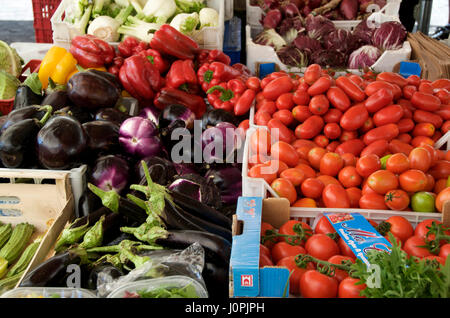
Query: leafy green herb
xmin=136 ymin=284 xmax=199 ymax=298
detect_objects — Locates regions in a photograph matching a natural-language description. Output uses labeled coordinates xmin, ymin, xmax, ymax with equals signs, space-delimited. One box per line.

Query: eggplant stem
xmin=38 ymin=105 xmax=53 ymax=126
xmin=88 ymin=183 xmax=119 ymax=213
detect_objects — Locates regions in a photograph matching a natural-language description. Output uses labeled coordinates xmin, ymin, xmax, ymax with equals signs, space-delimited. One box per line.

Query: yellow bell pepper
xmin=38 ymin=46 xmax=78 ymax=89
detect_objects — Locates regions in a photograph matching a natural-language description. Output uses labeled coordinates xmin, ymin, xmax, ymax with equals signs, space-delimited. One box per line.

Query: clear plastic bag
xmin=96 ymin=242 xmax=206 ymax=298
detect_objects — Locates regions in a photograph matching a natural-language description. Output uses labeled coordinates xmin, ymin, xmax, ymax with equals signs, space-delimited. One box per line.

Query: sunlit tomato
xmin=367 ymin=170 xmax=399 ymax=195
xmin=292 ymin=105 xmax=313 ymax=122
xmin=436 ymin=187 xmax=450 ymax=212
xmin=280 ymin=168 xmax=306 ymax=186
xmin=278 ymin=220 xmax=313 ymax=245
xmin=271 ymin=242 xmax=306 ymax=264
xmin=271 ymin=178 xmax=297 ymax=204
xmin=338 ymin=277 xmax=366 ymax=298
xmin=359 ymin=193 xmax=388 ymax=210
xmin=308 ymin=147 xmax=328 ymax=170
xmin=346 ymin=187 xmax=362 ymax=208
xmin=409 ymin=147 xmax=432 ymax=172
xmin=301 ymin=178 xmax=325 ymax=199
xmin=270 ymin=141 xmax=300 ymax=167
xmin=249 ymin=164 xmax=277 ymax=184
xmin=304 ymin=64 xmax=322 ymax=85
xmin=384 ymin=189 xmax=410 ymax=211
xmin=305 ymin=234 xmax=340 ymax=260
xmin=356 ymin=154 xmax=381 ymax=178
xmin=277 ymin=256 xmax=314 ymax=295
xmin=327 ymin=255 xmax=355 ymax=283
xmin=300 ymin=270 xmax=339 ymax=298
xmin=412 ymin=122 xmax=435 ymax=137
xmin=293 ymin=198 xmax=317 ymax=207
xmin=399 ymin=169 xmax=428 ymax=193
xmin=314 ymin=135 xmax=330 ymax=148
xmin=338 ymin=166 xmax=363 ymax=188
xmin=386 ymin=153 xmax=410 ymax=174
xmin=322 ymin=184 xmax=350 ymax=208
xmin=385 ymin=215 xmax=414 ymax=244
xmin=320 ymin=152 xmax=344 ymax=177
xmin=314 ymin=216 xmax=336 ymax=235
xmin=404 ymin=236 xmax=434 ymax=258
xmin=337 ymin=238 xmax=356 ymax=258
xmin=439 ymin=244 xmax=450 ymax=259
xmin=323 ymin=123 xmax=342 ymax=140
xmin=361 ymin=180 xmax=378 ymax=195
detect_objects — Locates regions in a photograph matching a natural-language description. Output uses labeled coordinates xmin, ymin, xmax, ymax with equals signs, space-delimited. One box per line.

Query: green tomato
xmin=380 ymin=154 xmax=392 ymax=170
xmin=411 ymin=192 xmax=436 ymax=213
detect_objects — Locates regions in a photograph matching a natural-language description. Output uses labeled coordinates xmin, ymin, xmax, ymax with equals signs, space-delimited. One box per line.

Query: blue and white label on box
xmin=324 ymin=212 xmax=392 ymax=266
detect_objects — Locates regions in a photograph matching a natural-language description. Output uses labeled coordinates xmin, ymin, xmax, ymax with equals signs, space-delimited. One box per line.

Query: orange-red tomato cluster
xmin=260 ymin=215 xmax=450 ymax=298
xmin=247 ymin=65 xmax=450 ymax=212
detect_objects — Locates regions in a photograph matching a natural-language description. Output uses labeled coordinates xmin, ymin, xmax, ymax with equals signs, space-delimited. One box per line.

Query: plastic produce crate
xmin=51 ymin=0 xmax=225 ymax=51
xmin=0 ymin=60 xmax=41 ymax=116
xmin=32 ymin=0 xmax=62 ymax=43
xmin=241 ymin=106 xmax=449 ymax=228
xmin=0 ymin=169 xmax=74 ymax=291
xmin=1 ymin=287 xmax=97 ymax=298
xmin=246 ymin=0 xmax=402 ymax=30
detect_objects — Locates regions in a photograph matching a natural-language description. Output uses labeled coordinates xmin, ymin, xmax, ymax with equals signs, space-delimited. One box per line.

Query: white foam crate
xmin=241 ymin=106 xmax=449 ymax=228
xmin=246 ymin=11 xmax=411 ymax=76
xmin=51 ymin=0 xmax=225 ymax=51
xmin=246 ymin=0 xmax=402 ymax=30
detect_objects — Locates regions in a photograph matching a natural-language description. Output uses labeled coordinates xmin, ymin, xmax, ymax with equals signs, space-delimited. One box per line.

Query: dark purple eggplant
xmin=36 ymin=115 xmax=88 ymax=170
xmin=54 ymin=105 xmax=93 ymax=124
xmin=134 ymin=156 xmax=177 ymax=185
xmin=201 ymin=108 xmax=238 ymax=129
xmin=173 ymin=162 xmax=197 ymax=176
xmin=1 ymin=105 xmax=47 ymax=133
xmin=95 ymin=108 xmax=130 ymax=125
xmin=19 ymin=248 xmax=88 ymax=287
xmin=13 ymin=86 xmax=44 ymax=110
xmin=82 ymin=120 xmax=120 ymax=155
xmin=168 ymin=173 xmax=222 ymax=210
xmin=154 ymin=230 xmax=231 ymax=266
xmin=90 ymin=155 xmax=130 ymax=194
xmin=160 ymin=119 xmax=189 ymax=157
xmin=41 ymin=90 xmax=69 ymax=111
xmin=158 ymin=104 xmax=195 ymax=130
xmin=169 ymin=190 xmax=232 ymax=229
xmin=87 ymin=264 xmax=124 ymax=290
xmin=139 ymin=106 xmax=159 ymax=127
xmin=202 ymin=262 xmax=229 ymax=299
xmin=67 ymin=70 xmax=121 ymax=111
xmin=205 ymin=166 xmax=242 ymax=205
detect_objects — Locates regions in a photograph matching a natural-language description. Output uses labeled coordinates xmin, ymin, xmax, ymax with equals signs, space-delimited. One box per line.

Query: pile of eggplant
xmin=6 ymin=69 xmax=247 ymax=299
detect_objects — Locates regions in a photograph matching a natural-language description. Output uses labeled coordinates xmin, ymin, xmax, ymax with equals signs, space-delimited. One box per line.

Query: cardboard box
xmin=0 ymin=168 xmax=74 ymax=288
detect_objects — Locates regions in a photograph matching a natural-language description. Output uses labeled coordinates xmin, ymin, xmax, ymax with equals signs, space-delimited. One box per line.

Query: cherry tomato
xmin=309 ymin=94 xmax=330 ymax=115
xmin=301 ymin=178 xmax=325 ymax=199
xmin=367 ymin=170 xmax=399 ymax=195
xmin=399 ymin=169 xmax=428 ymax=193
xmin=359 ymin=193 xmax=388 ymax=210
xmin=292 ymin=90 xmax=311 ymax=105
xmin=340 ymin=104 xmax=369 ymax=131
xmin=322 ymin=184 xmax=350 ymax=208
xmin=384 ymin=189 xmax=410 ymax=211
xmin=386 ymin=153 xmax=410 ymax=174
xmin=276 ymin=92 xmax=295 ymax=110
xmin=404 ymin=236 xmax=434 ymax=258
xmin=336 ymin=76 xmax=366 ymax=102
xmin=364 ymin=88 xmax=394 ymax=113
xmin=271 ymin=178 xmax=297 ymax=204
xmin=320 ymin=152 xmax=344 ymax=177
xmin=268 ymin=118 xmax=295 ymax=144
xmin=436 ymin=187 xmax=450 ymax=212
xmin=327 ymin=86 xmax=351 ymax=111
xmin=346 ymin=187 xmax=362 ymax=208
xmin=273 ymin=109 xmax=295 ymax=126
xmin=385 ymin=215 xmax=414 ymax=244
xmin=304 ymin=64 xmax=322 ymax=85
xmin=338 ymin=277 xmax=366 ymax=298
xmin=356 ymin=154 xmax=381 ymax=178
xmin=373 ymin=104 xmax=404 ymax=126
xmin=307 ymin=76 xmax=332 ymax=96
xmin=300 ymin=270 xmax=339 ymax=298
xmin=305 ymin=234 xmax=340 ymax=261
xmin=277 ymin=256 xmax=314 ymax=295
xmin=280 ymin=168 xmax=306 ymax=186
xmin=338 ymin=166 xmax=363 ymax=188
xmin=295 ymin=115 xmax=325 ymax=140
xmin=409 ymin=147 xmax=432 ymax=172
xmin=335 ymin=139 xmax=365 ymax=157
xmin=314 ymin=216 xmax=336 ymax=235
xmin=271 ymin=242 xmax=306 ymax=264
xmin=328 ymin=255 xmax=355 ymax=283
xmin=363 ymin=124 xmax=399 ymax=145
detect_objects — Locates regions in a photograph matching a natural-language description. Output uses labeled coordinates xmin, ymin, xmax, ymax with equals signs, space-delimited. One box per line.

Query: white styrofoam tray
xmin=246 ymin=11 xmax=411 ymax=76
xmin=51 ymin=0 xmax=225 ymax=51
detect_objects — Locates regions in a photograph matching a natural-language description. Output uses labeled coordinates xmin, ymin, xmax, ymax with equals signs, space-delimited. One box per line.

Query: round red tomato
xmin=314 ymin=216 xmax=336 ymax=235
xmin=327 ymin=255 xmax=355 ymax=283
xmin=278 ymin=220 xmax=313 ymax=245
xmin=338 ymin=166 xmax=363 ymax=188
xmin=308 ymin=147 xmax=328 ymax=170
xmin=271 ymin=241 xmax=307 ymax=264
xmin=261 ymin=221 xmax=276 ymax=249
xmin=366 ymin=170 xmax=399 ymax=195
xmin=403 ymin=235 xmax=434 ymax=258
xmin=384 ymin=189 xmax=410 ymax=211
xmin=260 ymin=252 xmax=274 ymax=267
xmin=338 ymin=277 xmax=366 ymax=298
xmin=439 ymin=244 xmax=450 ymax=260
xmin=300 ymin=270 xmax=339 ymax=298
xmin=386 ymin=153 xmax=410 ymax=174
xmin=301 ymin=178 xmax=325 ymax=199
xmin=305 ymin=234 xmax=340 ymax=261
xmin=356 ymin=154 xmax=381 ymax=178
xmin=415 ymin=219 xmax=449 ymax=244
xmin=322 ymin=184 xmax=351 ymax=208
xmin=409 ymin=147 xmax=432 ymax=172
xmin=399 ymin=169 xmax=428 ymax=193
xmin=385 ymin=215 xmax=414 ymax=244
xmin=309 ymin=94 xmax=330 ymax=115
xmin=338 ymin=237 xmax=356 ymax=258
xmin=277 ymin=256 xmax=315 ymax=295
xmin=320 ymin=152 xmax=344 ymax=177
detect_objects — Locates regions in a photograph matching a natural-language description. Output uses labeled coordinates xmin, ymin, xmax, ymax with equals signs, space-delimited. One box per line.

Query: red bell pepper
xmin=117 ymin=36 xmax=148 ymax=58
xmin=154 ymin=87 xmax=206 ymax=118
xmin=165 ymin=59 xmax=199 ymax=94
xmin=197 ymin=62 xmax=243 ymax=92
xmin=197 ymin=49 xmax=231 ymax=66
xmin=231 ymin=63 xmax=252 ymax=80
xmin=107 ymin=56 xmax=124 ymax=77
xmin=118 ymin=54 xmax=163 ymax=103
xmin=137 ymin=49 xmax=169 ymax=74
xmin=206 ymin=79 xmax=247 ymax=113
xmin=70 ymin=35 xmax=115 ymax=68
xmin=150 ymin=24 xmax=199 ymax=60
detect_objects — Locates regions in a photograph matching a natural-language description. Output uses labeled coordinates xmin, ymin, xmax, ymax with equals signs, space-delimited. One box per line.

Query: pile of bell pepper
xmin=51 ymin=24 xmax=258 ymax=119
